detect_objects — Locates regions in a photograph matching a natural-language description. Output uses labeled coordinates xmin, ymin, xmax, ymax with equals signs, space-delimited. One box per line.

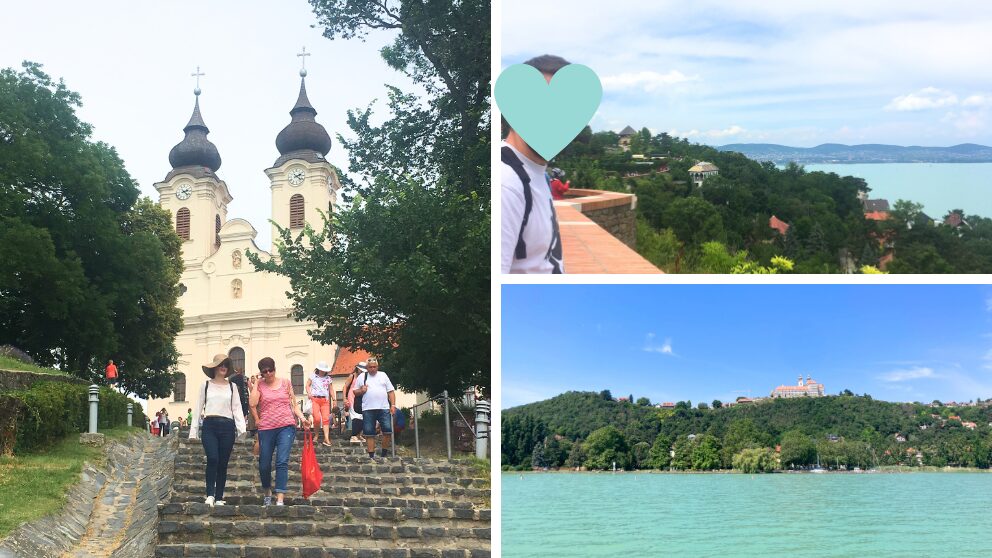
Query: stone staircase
xmin=155 ymin=429 xmax=490 ymax=558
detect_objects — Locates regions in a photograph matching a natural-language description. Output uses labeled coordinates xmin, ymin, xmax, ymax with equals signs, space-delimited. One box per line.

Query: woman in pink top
xmin=248 ymin=356 xmax=310 ymax=506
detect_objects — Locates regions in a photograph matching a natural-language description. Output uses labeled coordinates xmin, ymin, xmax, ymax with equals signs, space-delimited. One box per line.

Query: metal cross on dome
xmin=297 ymin=46 xmax=311 ymax=75
xmin=191 ymin=66 xmax=205 ymax=96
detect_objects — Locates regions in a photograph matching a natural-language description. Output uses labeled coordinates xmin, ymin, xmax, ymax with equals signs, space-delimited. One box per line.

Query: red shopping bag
xmin=301 ymin=430 xmax=323 ymax=499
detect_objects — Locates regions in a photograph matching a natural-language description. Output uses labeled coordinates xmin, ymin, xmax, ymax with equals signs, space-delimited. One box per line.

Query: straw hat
xmin=201 ymin=354 xmax=232 ymax=378
xmin=315 ymin=361 xmax=332 ymax=374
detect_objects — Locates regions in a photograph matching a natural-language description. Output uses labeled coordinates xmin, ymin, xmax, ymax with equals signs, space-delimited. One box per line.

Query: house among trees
xmin=769 ymin=215 xmax=790 ymax=236
xmin=618 ymin=125 xmax=637 ymax=151
xmin=944 ymin=210 xmax=970 ymax=230
xmin=688 ymin=161 xmax=719 ymax=187
xmin=770 ymin=375 xmax=825 ymax=398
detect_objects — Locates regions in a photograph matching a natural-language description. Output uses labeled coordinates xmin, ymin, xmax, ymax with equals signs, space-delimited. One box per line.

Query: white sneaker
xmin=204 ymin=496 xmax=215 ymax=506
xmin=349 ymin=436 xmax=360 ymax=443
xmin=214 ymin=500 xmax=225 ymax=506
xmin=276 ymin=500 xmax=284 ymax=506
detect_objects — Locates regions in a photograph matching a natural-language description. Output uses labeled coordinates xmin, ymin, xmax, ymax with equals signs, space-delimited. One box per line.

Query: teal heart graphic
xmin=495 ymin=63 xmax=602 ymax=161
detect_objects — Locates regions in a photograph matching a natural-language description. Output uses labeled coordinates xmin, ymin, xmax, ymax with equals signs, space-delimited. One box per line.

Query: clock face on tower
xmin=176 ymin=184 xmax=192 ymax=200
xmin=288 ymin=169 xmax=306 ymax=186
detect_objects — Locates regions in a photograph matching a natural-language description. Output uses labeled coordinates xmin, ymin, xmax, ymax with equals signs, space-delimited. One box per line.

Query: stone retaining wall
xmin=561 ymin=189 xmax=638 ymax=249
xmin=0 ymin=433 xmax=172 ymax=558
xmin=0 ymin=368 xmax=85 ymax=392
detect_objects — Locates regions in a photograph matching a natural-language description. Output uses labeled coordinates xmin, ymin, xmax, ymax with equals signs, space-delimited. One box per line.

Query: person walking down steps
xmin=305 ymin=360 xmax=336 ymax=447
xmin=351 ymin=357 xmax=396 ymax=461
xmin=249 ymin=356 xmax=311 ymax=506
xmin=188 ymin=354 xmax=247 ymax=506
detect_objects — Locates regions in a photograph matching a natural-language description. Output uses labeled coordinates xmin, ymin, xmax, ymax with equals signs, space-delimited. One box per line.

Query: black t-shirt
xmin=228 ymin=373 xmax=250 ymax=418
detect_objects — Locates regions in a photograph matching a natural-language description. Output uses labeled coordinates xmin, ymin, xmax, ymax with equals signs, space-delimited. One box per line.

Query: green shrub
xmin=4 ymin=381 xmax=144 ymax=453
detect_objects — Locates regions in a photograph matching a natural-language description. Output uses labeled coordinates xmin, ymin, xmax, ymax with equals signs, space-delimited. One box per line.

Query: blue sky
xmin=502 ymin=1 xmax=992 ymax=147
xmin=501 ymin=285 xmax=992 ymax=409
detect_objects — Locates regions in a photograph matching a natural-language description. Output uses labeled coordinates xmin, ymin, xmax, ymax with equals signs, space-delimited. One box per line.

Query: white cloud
xmin=601 ymin=70 xmax=699 ymax=92
xmin=962 ymin=94 xmax=992 ymax=107
xmin=643 ymin=333 xmax=675 ymax=355
xmin=879 ymin=366 xmax=935 ymax=382
xmin=884 ymin=87 xmax=958 ymax=111
xmin=670 ymin=125 xmax=746 ymax=139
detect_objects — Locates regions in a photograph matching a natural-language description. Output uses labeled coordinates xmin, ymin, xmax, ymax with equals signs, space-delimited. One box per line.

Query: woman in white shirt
xmin=305 ymin=361 xmax=336 ymax=447
xmin=188 ymin=354 xmax=247 ymax=506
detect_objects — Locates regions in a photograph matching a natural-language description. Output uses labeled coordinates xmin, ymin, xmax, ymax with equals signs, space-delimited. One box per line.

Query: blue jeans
xmin=200 ymin=417 xmax=236 ymax=499
xmin=362 ymin=409 xmax=393 ymax=436
xmin=257 ymin=425 xmax=295 ymax=493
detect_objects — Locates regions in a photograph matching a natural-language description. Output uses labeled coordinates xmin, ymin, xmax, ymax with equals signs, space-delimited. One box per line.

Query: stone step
xmin=169 ymin=486 xmax=489 ymax=504
xmin=155 ymin=545 xmax=490 ymax=558
xmin=161 ymin=496 xmax=478 ymax=512
xmin=174 ymin=459 xmax=474 ymax=476
xmin=172 ymin=471 xmax=486 ymax=488
xmin=158 ymin=502 xmax=490 ymax=522
xmin=157 ymin=522 xmax=492 ymax=545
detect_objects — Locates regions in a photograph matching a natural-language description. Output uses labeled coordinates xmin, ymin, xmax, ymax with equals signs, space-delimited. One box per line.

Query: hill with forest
xmin=502 ymin=391 xmax=992 ymax=473
xmin=717 ymin=142 xmax=992 ymax=164
xmin=551 ymin=127 xmax=992 ymax=273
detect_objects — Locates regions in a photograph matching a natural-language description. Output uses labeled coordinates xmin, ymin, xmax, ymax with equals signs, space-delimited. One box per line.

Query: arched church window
xmin=215 ymin=214 xmax=221 ymax=248
xmin=228 ymin=347 xmax=246 ymax=375
xmin=291 ymin=364 xmax=305 ymax=394
xmin=176 ymin=208 xmax=190 ymax=240
xmin=173 ymin=374 xmax=186 ymax=402
xmin=290 ymin=194 xmax=305 ymax=229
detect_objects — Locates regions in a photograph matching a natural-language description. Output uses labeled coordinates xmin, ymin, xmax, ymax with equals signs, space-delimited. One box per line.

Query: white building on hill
xmin=770 ymin=375 xmax=825 ymax=398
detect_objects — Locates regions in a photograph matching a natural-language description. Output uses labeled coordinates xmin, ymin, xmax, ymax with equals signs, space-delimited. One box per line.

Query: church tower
xmin=264 ymin=49 xmax=340 ymax=245
xmin=154 ymin=71 xmax=232 ymax=268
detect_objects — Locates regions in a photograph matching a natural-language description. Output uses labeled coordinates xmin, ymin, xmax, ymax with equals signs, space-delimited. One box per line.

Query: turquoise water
xmin=502 ymin=472 xmax=992 ymax=557
xmin=803 ymin=163 xmax=992 ymax=219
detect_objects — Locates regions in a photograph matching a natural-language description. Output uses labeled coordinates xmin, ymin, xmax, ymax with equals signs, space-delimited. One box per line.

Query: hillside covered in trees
xmin=552 ymin=128 xmax=992 ymax=273
xmin=502 ymin=391 xmax=992 ymax=473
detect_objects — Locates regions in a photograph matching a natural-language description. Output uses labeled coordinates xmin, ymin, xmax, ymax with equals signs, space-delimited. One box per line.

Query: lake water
xmin=801 ymin=163 xmax=992 ymax=219
xmin=502 ymin=472 xmax=992 ymax=557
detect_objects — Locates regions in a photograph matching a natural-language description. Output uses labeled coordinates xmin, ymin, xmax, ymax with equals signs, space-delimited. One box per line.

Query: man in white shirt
xmin=352 ymin=357 xmax=397 ymax=460
xmin=501 ymin=54 xmax=570 ymax=274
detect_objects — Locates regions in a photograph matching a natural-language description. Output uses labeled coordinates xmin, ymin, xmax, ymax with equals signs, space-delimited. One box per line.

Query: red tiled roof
xmin=865 ymin=211 xmax=889 ymax=221
xmin=769 ymin=215 xmax=790 ymax=235
xmin=330 ymin=347 xmax=373 ymax=377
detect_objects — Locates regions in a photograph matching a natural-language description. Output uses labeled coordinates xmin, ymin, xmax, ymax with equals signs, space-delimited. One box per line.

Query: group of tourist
xmin=187 ymin=353 xmax=397 ymax=506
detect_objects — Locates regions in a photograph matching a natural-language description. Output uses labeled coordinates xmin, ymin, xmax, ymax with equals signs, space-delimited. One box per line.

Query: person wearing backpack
xmin=344 ymin=362 xmax=367 ymax=443
xmin=500 ymin=54 xmax=570 ymax=274
xmin=188 ymin=354 xmax=247 ymax=507
xmin=351 ymin=357 xmax=396 ymax=461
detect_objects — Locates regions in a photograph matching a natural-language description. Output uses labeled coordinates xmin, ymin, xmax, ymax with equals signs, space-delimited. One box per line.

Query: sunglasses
xmin=260 ymin=368 xmax=275 ymax=374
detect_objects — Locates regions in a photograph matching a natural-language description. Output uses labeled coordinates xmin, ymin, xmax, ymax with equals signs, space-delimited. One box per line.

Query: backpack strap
xmin=501 ymin=146 xmax=532 ymax=260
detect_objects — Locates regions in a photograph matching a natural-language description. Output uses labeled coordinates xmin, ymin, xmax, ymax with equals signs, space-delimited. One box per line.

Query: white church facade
xmin=146 ymin=66 xmax=419 ymax=417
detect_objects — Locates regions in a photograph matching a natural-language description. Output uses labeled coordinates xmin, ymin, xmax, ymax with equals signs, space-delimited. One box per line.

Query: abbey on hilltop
xmin=146 ymin=59 xmax=419 ymax=417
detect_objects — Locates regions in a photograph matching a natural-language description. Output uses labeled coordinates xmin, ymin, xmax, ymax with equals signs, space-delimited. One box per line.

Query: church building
xmin=146 ymin=62 xmax=419 ymax=418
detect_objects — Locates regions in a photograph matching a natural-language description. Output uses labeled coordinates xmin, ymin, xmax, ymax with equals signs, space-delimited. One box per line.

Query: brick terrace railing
xmin=555 ymin=189 xmax=662 ymax=274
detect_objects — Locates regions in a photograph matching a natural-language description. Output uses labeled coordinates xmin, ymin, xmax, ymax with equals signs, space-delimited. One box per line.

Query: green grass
xmin=0 ymin=355 xmax=69 ymax=376
xmin=0 ymin=425 xmax=142 ymax=537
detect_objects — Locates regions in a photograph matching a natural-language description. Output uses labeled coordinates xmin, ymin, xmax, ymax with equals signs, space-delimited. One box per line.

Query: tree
xmin=0 ymin=63 xmax=181 ymax=396
xmin=251 ymin=0 xmax=491 ymax=396
xmin=530 ymin=441 xmax=547 ymax=469
xmin=564 ymin=440 xmax=586 ymax=469
xmin=582 ymin=426 xmax=632 ymax=470
xmin=692 ymin=434 xmax=721 ymax=470
xmin=697 ymin=402 xmax=709 ymax=410
xmin=600 ymin=390 xmax=613 ymax=401
xmin=648 ymin=433 xmax=672 ymax=469
xmin=636 ymin=397 xmax=651 ymax=406
xmin=663 ymin=197 xmax=725 ymax=247
xmin=632 ymin=441 xmax=651 ymax=469
xmin=671 ymin=436 xmax=694 ymax=470
xmin=732 ymin=447 xmax=777 ymax=473
xmin=780 ymin=430 xmax=815 ymax=468
xmin=712 ymin=399 xmax=723 ymax=409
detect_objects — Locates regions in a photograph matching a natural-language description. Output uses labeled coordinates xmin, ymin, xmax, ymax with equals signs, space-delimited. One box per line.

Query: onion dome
xmin=168 ymin=95 xmax=222 ymax=173
xmin=274 ymin=72 xmax=332 ymax=165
